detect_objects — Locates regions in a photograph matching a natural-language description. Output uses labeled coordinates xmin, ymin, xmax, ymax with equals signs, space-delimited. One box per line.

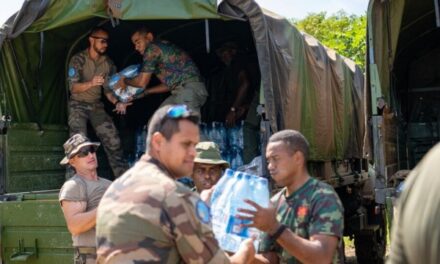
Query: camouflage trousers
xmin=68 ymin=100 xmax=127 ymax=178
xmin=161 ymin=81 xmax=208 ymax=115
xmin=74 ymin=247 xmax=96 ymax=264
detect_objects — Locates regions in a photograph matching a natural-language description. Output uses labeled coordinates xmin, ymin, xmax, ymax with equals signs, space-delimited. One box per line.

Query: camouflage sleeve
xmin=141 ymin=43 xmax=160 ymax=73
xmin=67 ymin=53 xmax=85 ymax=91
xmin=388 ymin=215 xmax=409 ymax=264
xmin=308 ymin=184 xmax=344 ymax=238
xmin=165 ymin=191 xmax=230 ymax=264
xmin=103 ymin=58 xmax=117 ymax=94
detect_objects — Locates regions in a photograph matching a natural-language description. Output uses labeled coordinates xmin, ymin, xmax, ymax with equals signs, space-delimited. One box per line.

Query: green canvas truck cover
xmin=0 ymin=0 xmax=367 ymax=163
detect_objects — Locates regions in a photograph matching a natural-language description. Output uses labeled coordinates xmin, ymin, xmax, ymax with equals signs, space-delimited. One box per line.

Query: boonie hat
xmin=60 ymin=134 xmax=100 ymax=165
xmin=194 ymin=141 xmax=229 ymax=167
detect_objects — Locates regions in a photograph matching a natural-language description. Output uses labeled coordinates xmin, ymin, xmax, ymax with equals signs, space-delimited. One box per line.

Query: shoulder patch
xmin=68 ymin=67 xmax=76 ymax=77
xmin=195 ymin=199 xmax=211 ymax=224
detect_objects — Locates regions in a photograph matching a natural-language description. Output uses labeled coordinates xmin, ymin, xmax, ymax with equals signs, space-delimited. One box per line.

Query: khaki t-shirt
xmin=68 ymin=49 xmax=116 ymax=103
xmin=59 ymin=175 xmax=112 ymax=247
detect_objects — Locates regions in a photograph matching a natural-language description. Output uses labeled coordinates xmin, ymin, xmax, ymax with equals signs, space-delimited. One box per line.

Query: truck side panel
xmin=0 ymin=192 xmax=72 ymax=263
xmin=0 ymin=123 xmax=67 ymax=193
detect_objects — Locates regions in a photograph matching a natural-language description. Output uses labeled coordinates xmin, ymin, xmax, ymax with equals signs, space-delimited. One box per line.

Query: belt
xmin=75 ymin=247 xmax=96 ymax=255
xmin=185 ymin=77 xmax=203 ymax=83
xmin=70 ymin=99 xmax=101 ymax=105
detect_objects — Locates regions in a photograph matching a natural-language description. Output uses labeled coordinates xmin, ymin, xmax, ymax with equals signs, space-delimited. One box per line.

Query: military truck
xmin=0 ymin=0 xmax=385 ymax=263
xmin=367 ymin=0 xmax=440 ymax=170
xmin=367 ymin=0 xmax=440 ymax=245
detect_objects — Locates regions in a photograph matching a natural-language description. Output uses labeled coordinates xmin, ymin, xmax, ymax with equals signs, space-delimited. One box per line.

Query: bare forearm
xmin=134 ymin=83 xmax=169 ymax=100
xmin=146 ymin=83 xmax=169 ymax=94
xmin=66 ymin=208 xmax=97 ymax=235
xmin=124 ymin=72 xmax=151 ymax=89
xmin=71 ymin=82 xmax=93 ymax=94
xmin=231 ymin=72 xmax=250 ymax=108
xmin=276 ymin=230 xmax=335 ymax=264
xmin=104 ymin=93 xmax=119 ymax=105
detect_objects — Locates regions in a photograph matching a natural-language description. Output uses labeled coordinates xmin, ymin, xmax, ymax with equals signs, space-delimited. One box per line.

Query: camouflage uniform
xmin=68 ymin=49 xmax=126 ymax=177
xmin=96 ymin=156 xmax=230 ymax=264
xmin=259 ymin=177 xmax=344 ymax=264
xmin=141 ymin=40 xmax=208 ymax=114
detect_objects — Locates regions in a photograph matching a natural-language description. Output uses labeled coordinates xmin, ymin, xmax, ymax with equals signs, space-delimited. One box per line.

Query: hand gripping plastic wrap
xmin=210 ymin=168 xmax=270 ymax=252
xmin=108 ymin=64 xmax=144 ymax=102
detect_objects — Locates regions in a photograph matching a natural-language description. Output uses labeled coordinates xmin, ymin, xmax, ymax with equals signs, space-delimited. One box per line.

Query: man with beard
xmin=67 ymin=26 xmax=127 ymax=178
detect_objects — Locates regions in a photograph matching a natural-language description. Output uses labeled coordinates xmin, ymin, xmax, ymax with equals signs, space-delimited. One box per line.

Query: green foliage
xmin=291 ymin=11 xmax=366 ymax=70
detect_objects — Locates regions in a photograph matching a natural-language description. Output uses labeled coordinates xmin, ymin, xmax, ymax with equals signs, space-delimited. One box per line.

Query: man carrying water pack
xmin=238 ymin=130 xmax=344 ymax=264
xmin=116 ymin=26 xmax=208 ymax=115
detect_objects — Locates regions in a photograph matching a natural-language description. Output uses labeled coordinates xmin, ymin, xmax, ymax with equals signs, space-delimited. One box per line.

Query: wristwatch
xmin=269 ymin=224 xmax=287 ymax=241
xmin=230 ymin=107 xmax=236 ymax=112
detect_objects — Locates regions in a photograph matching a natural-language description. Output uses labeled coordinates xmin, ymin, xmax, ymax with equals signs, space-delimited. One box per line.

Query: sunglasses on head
xmin=90 ymin=36 xmax=108 ymax=44
xmin=74 ymin=146 xmax=97 ymax=158
xmin=166 ymin=105 xmax=192 ymax=119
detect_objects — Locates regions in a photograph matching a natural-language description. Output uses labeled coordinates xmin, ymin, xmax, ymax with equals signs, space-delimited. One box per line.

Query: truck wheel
xmin=354 ymin=213 xmax=386 ymax=264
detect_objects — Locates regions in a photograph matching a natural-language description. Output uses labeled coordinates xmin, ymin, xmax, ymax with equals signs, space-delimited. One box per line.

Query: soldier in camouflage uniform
xmin=116 ymin=26 xmax=208 ymax=115
xmin=96 ymin=104 xmax=255 ymax=263
xmin=67 ymin=26 xmax=127 ymax=178
xmin=192 ymin=141 xmax=229 ymax=192
xmin=237 ymin=130 xmax=344 ymax=264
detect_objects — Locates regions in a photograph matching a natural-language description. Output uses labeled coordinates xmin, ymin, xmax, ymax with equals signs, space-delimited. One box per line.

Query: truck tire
xmin=354 ymin=212 xmax=386 ymax=264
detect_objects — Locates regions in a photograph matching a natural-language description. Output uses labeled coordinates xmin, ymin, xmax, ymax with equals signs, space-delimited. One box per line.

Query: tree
xmin=291 ymin=11 xmax=366 ymax=70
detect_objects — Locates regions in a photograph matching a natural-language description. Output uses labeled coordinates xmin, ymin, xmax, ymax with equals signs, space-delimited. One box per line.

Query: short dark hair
xmin=269 ymin=130 xmax=309 ymax=160
xmin=89 ymin=26 xmax=108 ymax=37
xmin=147 ymin=105 xmax=199 ymax=149
xmin=132 ymin=26 xmax=153 ymax=37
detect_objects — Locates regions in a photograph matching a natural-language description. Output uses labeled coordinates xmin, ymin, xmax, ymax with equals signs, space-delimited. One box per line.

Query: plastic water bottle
xmin=249 ymin=176 xmax=270 ymax=247
xmin=119 ymin=64 xmax=140 ymax=78
xmin=114 ymin=86 xmax=144 ymax=102
xmin=135 ymin=127 xmax=146 ymax=159
xmin=211 ymin=169 xmax=235 ymax=205
xmin=227 ymin=122 xmax=244 ymax=149
xmin=226 ymin=173 xmax=252 ymax=233
xmin=211 ymin=170 xmax=239 ymax=242
xmin=208 ymin=122 xmax=227 ymax=152
xmin=108 ymin=64 xmax=143 ymax=102
xmin=108 ymin=74 xmax=121 ymax=88
xmin=199 ymin=122 xmax=209 ymax=141
xmin=230 ymin=146 xmax=244 ymax=170
xmin=213 ymin=172 xmax=270 ymax=252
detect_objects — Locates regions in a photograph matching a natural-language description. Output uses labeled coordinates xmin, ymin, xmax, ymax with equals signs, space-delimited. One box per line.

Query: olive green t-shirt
xmin=59 ymin=174 xmax=112 ymax=247
xmin=67 ymin=49 xmax=116 ymax=103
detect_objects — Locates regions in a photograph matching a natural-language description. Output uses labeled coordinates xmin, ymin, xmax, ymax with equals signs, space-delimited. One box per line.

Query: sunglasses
xmin=90 ymin=36 xmax=108 ymax=44
xmin=74 ymin=146 xmax=97 ymax=158
xmin=166 ymin=104 xmax=192 ymax=119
